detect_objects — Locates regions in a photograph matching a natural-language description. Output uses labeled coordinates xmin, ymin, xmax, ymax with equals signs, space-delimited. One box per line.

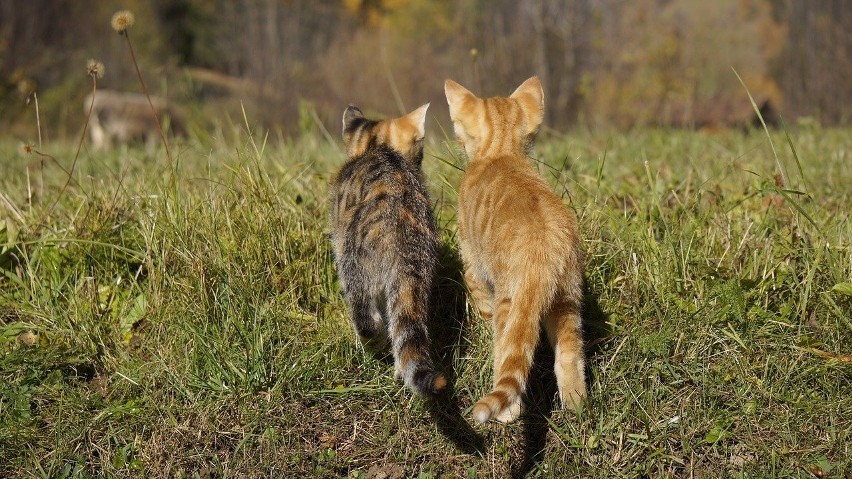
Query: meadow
xmin=0 ymin=121 xmax=850 ymax=478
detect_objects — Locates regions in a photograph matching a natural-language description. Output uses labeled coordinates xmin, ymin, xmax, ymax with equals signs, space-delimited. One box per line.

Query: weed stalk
xmin=120 ymin=28 xmax=174 ymax=175
xmin=33 ymin=92 xmax=42 ymax=149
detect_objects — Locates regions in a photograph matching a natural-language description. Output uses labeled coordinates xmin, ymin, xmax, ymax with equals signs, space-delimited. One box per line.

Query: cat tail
xmin=472 ymin=269 xmax=551 ymax=424
xmin=388 ymin=280 xmax=447 ymax=397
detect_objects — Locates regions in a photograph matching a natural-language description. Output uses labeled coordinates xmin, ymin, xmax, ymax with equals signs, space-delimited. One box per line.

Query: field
xmin=1 ymin=123 xmax=850 ymax=478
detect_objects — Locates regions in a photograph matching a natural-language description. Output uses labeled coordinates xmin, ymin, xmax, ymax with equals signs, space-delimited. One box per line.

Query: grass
xmin=0 ymin=122 xmax=850 ymax=478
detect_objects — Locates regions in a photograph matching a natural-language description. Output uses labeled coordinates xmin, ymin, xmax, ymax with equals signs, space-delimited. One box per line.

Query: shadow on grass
xmin=512 ymin=278 xmax=611 ymax=478
xmin=581 ymin=280 xmax=612 ymax=384
xmin=426 ymin=242 xmax=486 ymax=455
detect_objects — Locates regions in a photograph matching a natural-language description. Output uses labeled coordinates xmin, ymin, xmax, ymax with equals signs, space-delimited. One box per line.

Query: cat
xmin=329 ymin=103 xmax=447 ymax=397
xmin=444 ymin=77 xmax=587 ymax=423
xmin=85 ymin=90 xmax=184 ymax=151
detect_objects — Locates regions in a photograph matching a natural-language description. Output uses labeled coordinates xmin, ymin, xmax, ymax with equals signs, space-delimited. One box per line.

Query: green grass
xmin=1 ymin=124 xmax=850 ymax=478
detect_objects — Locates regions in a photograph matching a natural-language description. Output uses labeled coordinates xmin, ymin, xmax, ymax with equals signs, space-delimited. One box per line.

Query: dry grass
xmin=0 ymin=123 xmax=850 ymax=478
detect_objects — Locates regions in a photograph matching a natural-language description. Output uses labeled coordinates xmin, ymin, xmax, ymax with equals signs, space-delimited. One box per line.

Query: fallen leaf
xmin=366 ymin=464 xmax=405 ymax=479
xmin=319 ymin=433 xmax=337 ymax=449
xmin=805 ymin=463 xmax=827 ymax=478
xmin=830 ymin=282 xmax=852 ymax=296
xmin=797 ymin=347 xmax=852 ymax=363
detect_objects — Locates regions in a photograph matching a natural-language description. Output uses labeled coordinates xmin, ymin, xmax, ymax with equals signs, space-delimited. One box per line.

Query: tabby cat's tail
xmin=472 ymin=274 xmax=549 ymax=424
xmin=389 ymin=285 xmax=447 ymax=397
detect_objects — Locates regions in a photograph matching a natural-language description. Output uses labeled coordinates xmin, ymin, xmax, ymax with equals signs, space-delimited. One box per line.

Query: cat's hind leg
xmin=347 ymin=288 xmax=387 ymax=350
xmin=544 ymin=297 xmax=587 ymax=411
xmin=464 ymin=266 xmax=494 ymax=321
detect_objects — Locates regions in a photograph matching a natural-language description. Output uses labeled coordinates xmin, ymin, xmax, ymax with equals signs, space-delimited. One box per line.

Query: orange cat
xmin=445 ymin=77 xmax=587 ymax=423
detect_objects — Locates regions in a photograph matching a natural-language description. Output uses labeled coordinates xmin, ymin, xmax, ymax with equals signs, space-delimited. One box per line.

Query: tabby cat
xmin=329 ymin=103 xmax=447 ymax=397
xmin=445 ymin=77 xmax=587 ymax=423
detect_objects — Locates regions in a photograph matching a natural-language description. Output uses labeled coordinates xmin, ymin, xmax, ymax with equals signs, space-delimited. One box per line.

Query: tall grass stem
xmin=122 ymin=30 xmax=174 ymax=175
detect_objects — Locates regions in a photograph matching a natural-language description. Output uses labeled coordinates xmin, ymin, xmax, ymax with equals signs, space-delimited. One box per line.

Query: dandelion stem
xmin=33 ymin=80 xmax=96 ymax=231
xmin=34 ymin=92 xmax=42 ymax=149
xmin=122 ymin=30 xmax=174 ymax=172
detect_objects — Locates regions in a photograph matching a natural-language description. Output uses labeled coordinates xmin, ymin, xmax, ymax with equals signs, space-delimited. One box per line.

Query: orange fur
xmin=445 ymin=77 xmax=587 ymax=424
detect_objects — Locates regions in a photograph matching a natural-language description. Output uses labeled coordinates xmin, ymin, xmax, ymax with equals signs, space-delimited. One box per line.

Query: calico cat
xmin=329 ymin=103 xmax=447 ymax=397
xmin=445 ymin=77 xmax=587 ymax=423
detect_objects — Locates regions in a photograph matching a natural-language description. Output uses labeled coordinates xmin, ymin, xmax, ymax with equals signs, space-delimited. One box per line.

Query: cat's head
xmin=342 ymin=104 xmax=429 ymax=162
xmin=444 ymin=76 xmax=544 ymax=159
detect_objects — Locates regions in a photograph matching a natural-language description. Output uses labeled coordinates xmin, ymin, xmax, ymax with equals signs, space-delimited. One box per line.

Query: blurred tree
xmin=583 ymin=0 xmax=784 ymax=128
xmin=0 ymin=0 xmax=847 ymax=136
xmin=434 ymin=0 xmax=594 ymax=128
xmin=0 ymin=0 xmax=166 ymax=138
xmin=773 ymin=0 xmax=851 ymax=124
xmin=318 ymin=0 xmax=460 ymax=123
xmin=153 ymin=0 xmax=208 ymax=65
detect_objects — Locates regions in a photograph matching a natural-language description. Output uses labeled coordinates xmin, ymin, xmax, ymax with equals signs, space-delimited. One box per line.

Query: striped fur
xmin=445 ymin=77 xmax=587 ymax=424
xmin=329 ymin=104 xmax=447 ymax=397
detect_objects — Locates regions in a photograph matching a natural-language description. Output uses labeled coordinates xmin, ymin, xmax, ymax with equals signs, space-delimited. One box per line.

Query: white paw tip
xmin=472 ymin=406 xmax=490 ymax=425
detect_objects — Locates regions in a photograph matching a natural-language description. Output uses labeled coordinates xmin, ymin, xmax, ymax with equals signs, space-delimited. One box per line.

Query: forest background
xmin=1 ymin=1 xmax=851 ymax=476
xmin=1 ymin=0 xmax=849 ymax=141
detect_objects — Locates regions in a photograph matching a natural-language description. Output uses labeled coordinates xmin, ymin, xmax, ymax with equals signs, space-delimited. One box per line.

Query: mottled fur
xmin=445 ymin=77 xmax=587 ymax=424
xmin=329 ymin=104 xmax=447 ymax=397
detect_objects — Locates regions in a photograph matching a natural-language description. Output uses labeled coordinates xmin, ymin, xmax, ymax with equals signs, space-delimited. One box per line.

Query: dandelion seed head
xmin=87 ymin=59 xmax=105 ymax=79
xmin=17 ymin=79 xmax=36 ymax=97
xmin=111 ymin=10 xmax=135 ymax=33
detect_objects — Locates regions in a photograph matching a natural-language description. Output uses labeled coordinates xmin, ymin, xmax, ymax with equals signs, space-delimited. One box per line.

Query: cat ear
xmin=405 ymin=103 xmax=429 ymax=140
xmin=444 ymin=79 xmax=474 ymax=120
xmin=510 ymin=76 xmax=544 ymax=135
xmin=342 ymin=105 xmax=365 ymax=135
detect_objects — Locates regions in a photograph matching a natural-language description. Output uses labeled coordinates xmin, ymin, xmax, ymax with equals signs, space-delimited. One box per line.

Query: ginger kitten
xmin=445 ymin=77 xmax=587 ymax=423
xmin=329 ymin=104 xmax=447 ymax=397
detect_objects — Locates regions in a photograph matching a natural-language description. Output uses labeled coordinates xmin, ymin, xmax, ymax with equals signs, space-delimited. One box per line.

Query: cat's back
xmin=462 ymin=154 xmax=572 ymax=224
xmin=459 ymin=153 xmax=577 ymax=267
xmin=462 ymin=154 xmax=549 ymax=196
xmin=331 ymin=144 xmax=436 ymax=267
xmin=331 ymin=103 xmax=436 ymax=276
xmin=334 ymin=144 xmax=405 ymax=196
xmin=332 ymin=144 xmax=427 ymax=219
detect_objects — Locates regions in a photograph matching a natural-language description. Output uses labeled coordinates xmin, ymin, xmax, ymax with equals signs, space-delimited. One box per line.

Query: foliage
xmin=0 ymin=0 xmax=849 ymax=139
xmin=585 ymin=0 xmax=785 ymax=128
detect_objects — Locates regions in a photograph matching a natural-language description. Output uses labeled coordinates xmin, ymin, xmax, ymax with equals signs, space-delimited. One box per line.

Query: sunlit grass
xmin=1 ymin=125 xmax=850 ymax=478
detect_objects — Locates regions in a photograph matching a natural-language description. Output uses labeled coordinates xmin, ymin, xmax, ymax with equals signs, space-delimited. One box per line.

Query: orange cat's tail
xmin=472 ymin=274 xmax=549 ymax=424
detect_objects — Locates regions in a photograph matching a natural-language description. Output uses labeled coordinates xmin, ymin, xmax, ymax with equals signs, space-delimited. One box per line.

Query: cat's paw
xmin=560 ymin=382 xmax=587 ymax=412
xmin=495 ymin=400 xmax=522 ymax=423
